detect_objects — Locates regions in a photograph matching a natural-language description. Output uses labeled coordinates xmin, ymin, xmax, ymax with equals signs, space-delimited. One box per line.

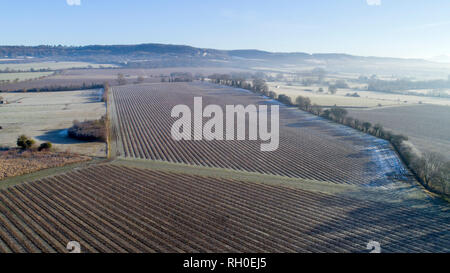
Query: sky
xmin=1 ymin=0 xmax=449 ymax=59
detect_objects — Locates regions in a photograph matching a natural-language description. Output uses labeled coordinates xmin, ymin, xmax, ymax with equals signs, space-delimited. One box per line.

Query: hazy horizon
xmin=1 ymin=0 xmax=450 ymax=60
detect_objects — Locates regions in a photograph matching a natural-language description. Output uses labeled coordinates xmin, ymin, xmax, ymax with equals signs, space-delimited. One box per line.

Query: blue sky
xmin=1 ymin=0 xmax=449 ymax=58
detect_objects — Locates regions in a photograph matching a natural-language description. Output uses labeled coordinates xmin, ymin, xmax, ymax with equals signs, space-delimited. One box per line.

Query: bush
xmin=17 ymin=135 xmax=35 ymax=150
xmin=38 ymin=142 xmax=52 ymax=151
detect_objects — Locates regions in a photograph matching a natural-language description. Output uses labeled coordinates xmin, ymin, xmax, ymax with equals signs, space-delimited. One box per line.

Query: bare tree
xmin=372 ymin=123 xmax=384 ymax=137
xmin=136 ymin=76 xmax=145 ymax=84
xmin=362 ymin=122 xmax=372 ymax=133
xmin=295 ymin=96 xmax=312 ymax=111
xmin=117 ymin=73 xmax=127 ymax=85
xmin=414 ymin=152 xmax=446 ymax=188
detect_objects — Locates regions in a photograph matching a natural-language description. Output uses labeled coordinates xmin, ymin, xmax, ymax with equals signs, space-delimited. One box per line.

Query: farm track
xmin=0 ymin=164 xmax=447 ymax=253
xmin=111 ymin=82 xmax=411 ymax=186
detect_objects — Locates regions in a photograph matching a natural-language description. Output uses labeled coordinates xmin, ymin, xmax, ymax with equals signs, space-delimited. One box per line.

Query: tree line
xmin=0 ymin=68 xmax=52 ymax=73
xmin=0 ymin=82 xmax=104 ymax=93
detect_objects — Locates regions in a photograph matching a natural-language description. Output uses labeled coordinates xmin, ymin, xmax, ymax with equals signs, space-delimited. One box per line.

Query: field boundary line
xmin=110 ymin=158 xmax=437 ymax=204
xmin=110 ymin=157 xmax=368 ymax=195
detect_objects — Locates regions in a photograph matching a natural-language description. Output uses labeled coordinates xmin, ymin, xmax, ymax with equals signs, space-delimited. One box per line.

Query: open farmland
xmin=0 ymin=89 xmax=106 ymax=156
xmin=267 ymin=82 xmax=450 ymax=108
xmin=0 ymin=163 xmax=447 ymax=253
xmin=110 ymin=82 xmax=411 ymax=186
xmin=348 ymin=104 xmax=450 ymax=160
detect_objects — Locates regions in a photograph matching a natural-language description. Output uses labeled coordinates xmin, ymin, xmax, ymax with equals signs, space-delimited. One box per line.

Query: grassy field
xmin=0 ymin=89 xmax=106 ymax=157
xmin=0 ymin=61 xmax=116 ymax=71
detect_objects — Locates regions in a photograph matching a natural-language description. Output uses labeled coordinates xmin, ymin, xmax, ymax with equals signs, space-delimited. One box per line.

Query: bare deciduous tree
xmin=117 ymin=73 xmax=127 ymax=85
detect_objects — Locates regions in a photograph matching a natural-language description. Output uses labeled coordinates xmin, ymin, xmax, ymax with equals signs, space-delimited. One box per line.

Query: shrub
xmin=17 ymin=135 xmax=35 ymax=150
xmin=38 ymin=142 xmax=52 ymax=151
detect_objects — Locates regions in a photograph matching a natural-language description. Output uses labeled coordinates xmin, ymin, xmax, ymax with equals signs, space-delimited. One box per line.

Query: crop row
xmin=111 ymin=83 xmax=410 ymax=185
xmin=0 ymin=164 xmax=447 ymax=253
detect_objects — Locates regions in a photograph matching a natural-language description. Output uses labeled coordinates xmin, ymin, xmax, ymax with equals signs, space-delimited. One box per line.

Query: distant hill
xmin=0 ymin=43 xmax=426 ymax=63
xmin=1 ymin=43 xmax=449 ymax=77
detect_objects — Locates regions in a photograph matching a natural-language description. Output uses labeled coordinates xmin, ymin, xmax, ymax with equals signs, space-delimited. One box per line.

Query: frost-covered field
xmin=348 ymin=104 xmax=450 ymax=160
xmin=0 ymin=89 xmax=106 ymax=157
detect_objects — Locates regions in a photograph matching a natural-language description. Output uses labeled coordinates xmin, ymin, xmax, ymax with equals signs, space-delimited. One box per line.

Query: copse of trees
xmin=68 ymin=116 xmax=107 ymax=142
xmin=207 ymin=73 xmax=269 ymax=96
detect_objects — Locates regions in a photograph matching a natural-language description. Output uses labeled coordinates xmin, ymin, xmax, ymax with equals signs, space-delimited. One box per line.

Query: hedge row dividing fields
xmin=0 ymin=164 xmax=447 ymax=253
xmin=111 ymin=82 xmax=411 ymax=186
